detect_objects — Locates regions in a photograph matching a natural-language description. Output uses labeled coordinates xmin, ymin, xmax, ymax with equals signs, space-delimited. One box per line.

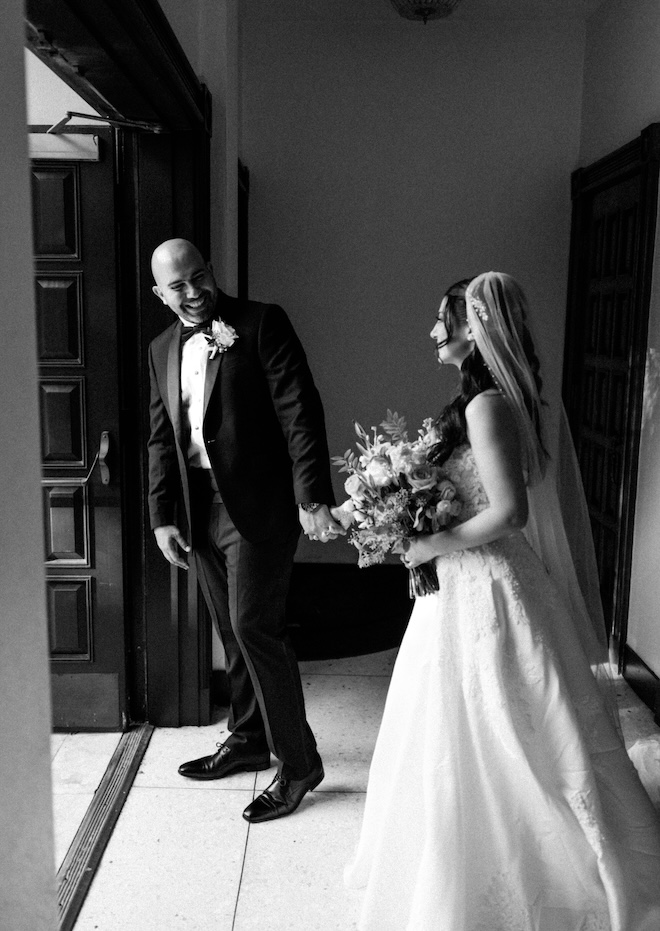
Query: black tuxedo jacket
xmin=147 ymin=292 xmax=335 ymax=543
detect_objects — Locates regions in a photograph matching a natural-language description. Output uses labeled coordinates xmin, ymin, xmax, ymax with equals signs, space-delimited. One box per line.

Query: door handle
xmin=98 ymin=430 xmax=110 ymax=485
xmin=42 ymin=431 xmax=112 ymax=487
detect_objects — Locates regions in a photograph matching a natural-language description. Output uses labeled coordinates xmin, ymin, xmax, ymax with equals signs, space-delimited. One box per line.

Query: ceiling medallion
xmin=389 ymin=0 xmax=461 ymax=24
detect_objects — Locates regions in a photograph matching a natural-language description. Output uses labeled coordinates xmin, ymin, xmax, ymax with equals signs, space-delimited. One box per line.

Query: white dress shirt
xmin=181 ymin=327 xmax=212 ymax=469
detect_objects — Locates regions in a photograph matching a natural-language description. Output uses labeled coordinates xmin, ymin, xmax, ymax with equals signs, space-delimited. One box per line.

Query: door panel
xmin=36 ymin=272 xmax=84 ymax=363
xmin=33 ymin=132 xmax=128 ymax=730
xmin=32 ymin=165 xmax=80 ymax=256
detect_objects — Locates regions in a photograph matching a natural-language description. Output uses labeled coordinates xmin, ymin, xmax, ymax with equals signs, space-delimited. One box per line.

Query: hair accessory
xmin=468 ymin=296 xmax=489 ymax=322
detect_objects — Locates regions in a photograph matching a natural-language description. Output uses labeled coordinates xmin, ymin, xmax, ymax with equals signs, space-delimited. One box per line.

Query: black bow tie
xmin=181 ymin=320 xmax=214 ymax=344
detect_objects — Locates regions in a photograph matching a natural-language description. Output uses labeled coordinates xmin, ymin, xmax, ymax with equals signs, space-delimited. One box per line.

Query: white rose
xmin=344 ymin=473 xmax=364 ymax=499
xmin=389 ymin=444 xmax=414 ymax=475
xmin=364 ymin=456 xmax=393 ymax=487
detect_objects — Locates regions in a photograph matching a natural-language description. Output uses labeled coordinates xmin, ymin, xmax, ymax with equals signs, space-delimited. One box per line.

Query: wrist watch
xmin=300 ymin=502 xmax=323 ymax=513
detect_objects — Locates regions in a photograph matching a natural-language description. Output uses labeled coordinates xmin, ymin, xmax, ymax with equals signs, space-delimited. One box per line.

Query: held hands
xmin=330 ymin=502 xmax=355 ymax=530
xmin=154 ymin=524 xmax=191 ymax=570
xmin=299 ymin=504 xmax=346 ymax=543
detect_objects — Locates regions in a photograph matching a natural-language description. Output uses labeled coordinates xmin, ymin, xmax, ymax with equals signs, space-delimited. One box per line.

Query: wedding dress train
xmin=345 ymin=444 xmax=660 ymax=931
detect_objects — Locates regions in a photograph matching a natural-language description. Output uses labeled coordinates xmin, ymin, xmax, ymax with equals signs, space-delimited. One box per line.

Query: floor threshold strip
xmin=56 ymin=723 xmax=154 ymax=931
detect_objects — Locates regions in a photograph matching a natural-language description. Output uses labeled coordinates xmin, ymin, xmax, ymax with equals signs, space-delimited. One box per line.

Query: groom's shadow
xmin=285 ymin=562 xmax=411 ymax=661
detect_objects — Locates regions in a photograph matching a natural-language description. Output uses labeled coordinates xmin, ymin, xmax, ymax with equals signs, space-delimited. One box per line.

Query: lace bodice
xmin=442 ymin=442 xmax=490 ymax=522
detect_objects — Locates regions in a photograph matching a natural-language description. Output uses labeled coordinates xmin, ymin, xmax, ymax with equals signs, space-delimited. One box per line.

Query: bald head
xmin=151 ymin=239 xmax=203 ymax=284
xmin=151 ymin=238 xmax=217 ymax=325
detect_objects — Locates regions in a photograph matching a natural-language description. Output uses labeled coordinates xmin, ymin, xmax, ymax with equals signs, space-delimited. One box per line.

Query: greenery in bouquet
xmin=331 ymin=411 xmax=462 ymax=596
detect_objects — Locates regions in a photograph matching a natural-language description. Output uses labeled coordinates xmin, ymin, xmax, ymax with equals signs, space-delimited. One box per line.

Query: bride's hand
xmin=395 ymin=535 xmax=441 ymax=569
xmin=330 ymin=502 xmax=355 ymax=530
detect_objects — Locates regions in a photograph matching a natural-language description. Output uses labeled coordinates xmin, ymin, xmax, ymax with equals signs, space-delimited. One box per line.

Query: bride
xmin=340 ymin=272 xmax=660 ymax=930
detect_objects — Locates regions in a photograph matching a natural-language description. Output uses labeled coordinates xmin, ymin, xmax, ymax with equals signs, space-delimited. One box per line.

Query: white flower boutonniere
xmin=204 ymin=319 xmax=239 ymax=359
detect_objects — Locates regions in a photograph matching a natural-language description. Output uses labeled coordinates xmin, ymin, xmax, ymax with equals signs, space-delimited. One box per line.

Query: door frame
xmin=563 ymin=124 xmax=660 ymax=689
xmin=25 ymin=0 xmax=210 ymax=132
xmin=26 ymin=0 xmax=213 ymax=727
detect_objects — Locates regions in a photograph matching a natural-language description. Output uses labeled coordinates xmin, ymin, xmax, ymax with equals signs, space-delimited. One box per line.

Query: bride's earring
xmin=466 ymin=326 xmax=475 ymax=341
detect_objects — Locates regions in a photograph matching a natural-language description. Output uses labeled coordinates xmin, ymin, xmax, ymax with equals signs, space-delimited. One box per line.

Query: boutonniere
xmin=204 ymin=319 xmax=239 ymax=359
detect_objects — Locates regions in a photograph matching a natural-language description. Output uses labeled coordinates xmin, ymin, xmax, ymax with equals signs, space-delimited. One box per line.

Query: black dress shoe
xmin=242 ymin=760 xmax=324 ymax=823
xmin=178 ymin=742 xmax=271 ymax=780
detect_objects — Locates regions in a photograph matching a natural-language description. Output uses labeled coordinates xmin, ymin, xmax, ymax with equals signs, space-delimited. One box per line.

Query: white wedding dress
xmin=345 ymin=443 xmax=660 ymax=931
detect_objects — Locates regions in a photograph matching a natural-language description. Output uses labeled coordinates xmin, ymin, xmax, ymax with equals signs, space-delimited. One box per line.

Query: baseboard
xmin=57 ymin=723 xmax=154 ymax=931
xmin=623 ymin=645 xmax=660 ymax=725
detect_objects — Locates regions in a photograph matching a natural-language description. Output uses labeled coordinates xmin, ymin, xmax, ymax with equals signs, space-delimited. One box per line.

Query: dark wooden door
xmin=26 ymin=0 xmax=213 ymax=727
xmin=563 ymin=125 xmax=660 ymax=665
xmin=33 ymin=133 xmax=128 ymax=730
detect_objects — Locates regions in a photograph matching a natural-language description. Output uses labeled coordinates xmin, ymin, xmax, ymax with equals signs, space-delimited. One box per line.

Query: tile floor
xmin=51 ymin=730 xmax=122 ymax=869
xmin=51 ymin=651 xmax=660 ymax=931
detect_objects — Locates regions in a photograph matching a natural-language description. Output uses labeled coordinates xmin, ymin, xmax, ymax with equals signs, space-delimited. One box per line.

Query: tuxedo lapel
xmin=203 ymin=292 xmax=234 ymax=420
xmin=166 ymin=325 xmax=183 ymax=443
xmin=203 ymin=350 xmax=223 ymax=421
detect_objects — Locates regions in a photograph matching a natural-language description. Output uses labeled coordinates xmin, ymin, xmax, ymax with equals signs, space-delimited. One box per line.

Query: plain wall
xmin=240 ymin=3 xmax=585 ymax=561
xmin=158 ymin=0 xmax=240 ymax=296
xmin=0 ymin=2 xmax=58 ymax=928
xmin=580 ymin=0 xmax=660 ymax=167
xmin=581 ymin=0 xmax=660 ymax=674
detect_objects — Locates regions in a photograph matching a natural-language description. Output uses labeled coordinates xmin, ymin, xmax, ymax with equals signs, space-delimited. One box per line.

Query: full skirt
xmin=345 ymin=533 xmax=660 ymax=930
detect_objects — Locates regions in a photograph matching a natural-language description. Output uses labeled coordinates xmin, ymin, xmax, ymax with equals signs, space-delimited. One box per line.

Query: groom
xmin=147 ymin=238 xmax=343 ymax=822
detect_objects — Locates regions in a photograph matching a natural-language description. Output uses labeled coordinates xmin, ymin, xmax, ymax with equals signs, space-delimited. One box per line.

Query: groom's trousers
xmin=188 ymin=468 xmax=318 ymax=777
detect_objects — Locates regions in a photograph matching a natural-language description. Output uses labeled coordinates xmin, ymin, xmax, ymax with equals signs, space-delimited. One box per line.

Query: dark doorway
xmin=563 ymin=123 xmax=660 ymax=716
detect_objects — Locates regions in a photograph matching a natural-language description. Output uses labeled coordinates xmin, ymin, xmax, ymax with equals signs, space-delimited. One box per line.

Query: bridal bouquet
xmin=332 ymin=411 xmax=462 ymax=597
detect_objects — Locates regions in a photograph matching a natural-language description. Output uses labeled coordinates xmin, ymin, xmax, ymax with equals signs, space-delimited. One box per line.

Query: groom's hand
xmin=154 ymin=524 xmax=191 ymax=570
xmin=299 ymin=505 xmax=346 ymax=543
